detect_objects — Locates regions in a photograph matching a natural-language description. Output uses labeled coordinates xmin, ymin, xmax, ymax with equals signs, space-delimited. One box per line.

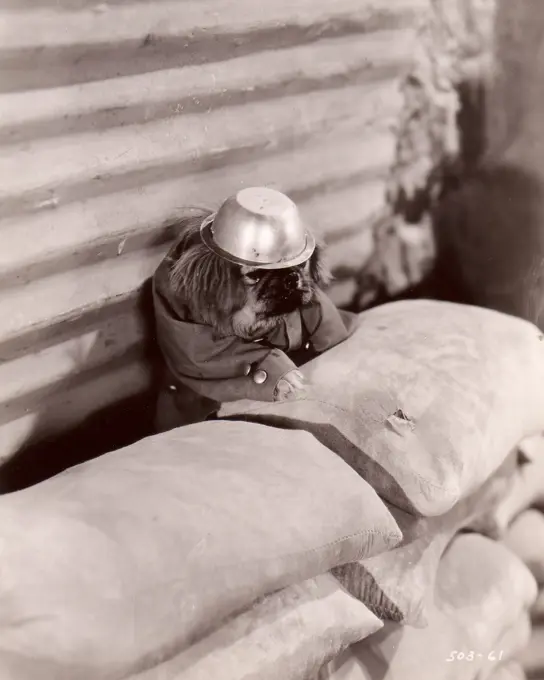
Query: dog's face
xmin=168 ymin=211 xmax=330 ymax=340
xmin=241 ymin=262 xmax=315 ymax=316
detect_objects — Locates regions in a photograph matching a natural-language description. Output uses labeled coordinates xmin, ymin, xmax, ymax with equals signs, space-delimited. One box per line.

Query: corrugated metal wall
xmin=0 ymin=0 xmax=426 ymax=466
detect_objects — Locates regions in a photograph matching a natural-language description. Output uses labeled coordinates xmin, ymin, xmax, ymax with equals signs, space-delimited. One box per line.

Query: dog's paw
xmin=274 ymin=369 xmax=307 ymax=402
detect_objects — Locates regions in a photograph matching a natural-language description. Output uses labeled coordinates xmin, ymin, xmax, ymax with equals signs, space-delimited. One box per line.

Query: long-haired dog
xmin=165 ymin=209 xmax=331 ymax=400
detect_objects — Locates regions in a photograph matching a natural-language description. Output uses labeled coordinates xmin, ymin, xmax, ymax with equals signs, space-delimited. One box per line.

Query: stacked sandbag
xmin=2 ymin=299 xmax=544 ymax=680
xmin=316 ymin=459 xmax=541 ymax=680
xmin=128 ymin=573 xmax=382 ymax=680
xmin=0 ymin=421 xmax=401 ymax=680
xmin=318 ymin=533 xmax=536 ymax=680
xmin=331 ymin=452 xmax=517 ymax=630
xmin=219 ymin=299 xmax=544 ymax=678
xmin=478 ymin=435 xmax=544 ymax=679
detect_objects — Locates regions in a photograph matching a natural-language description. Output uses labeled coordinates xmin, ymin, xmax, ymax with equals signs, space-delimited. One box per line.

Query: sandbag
xmin=0 ymin=421 xmax=400 ymax=680
xmin=220 ymin=300 xmax=544 ymax=516
xmin=504 ymin=509 xmax=544 ymax=584
xmin=484 ymin=661 xmax=526 ymax=680
xmin=471 ymin=437 xmax=544 ymax=537
xmin=333 ymin=453 xmax=515 ymax=626
xmin=318 ymin=534 xmax=537 ymax=680
xmin=129 ymin=574 xmax=382 ymax=680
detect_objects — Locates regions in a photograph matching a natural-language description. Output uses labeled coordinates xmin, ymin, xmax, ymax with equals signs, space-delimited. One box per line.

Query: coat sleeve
xmin=309 ymin=289 xmax=359 ymax=352
xmin=154 ymin=290 xmax=297 ymax=402
xmin=167 ymin=347 xmax=298 ymax=403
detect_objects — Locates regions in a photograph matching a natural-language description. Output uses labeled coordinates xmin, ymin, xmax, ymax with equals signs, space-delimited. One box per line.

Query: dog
xmin=152 ymin=206 xmax=357 ymax=429
xmin=166 ymin=210 xmax=331 ymax=400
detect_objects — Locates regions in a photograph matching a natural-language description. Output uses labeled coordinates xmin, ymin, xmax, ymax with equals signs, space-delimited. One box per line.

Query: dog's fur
xmin=168 ymin=209 xmax=331 ymax=340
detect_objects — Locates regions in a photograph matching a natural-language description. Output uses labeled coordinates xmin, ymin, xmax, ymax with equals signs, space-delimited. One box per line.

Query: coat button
xmin=243 ymin=364 xmax=252 ymax=376
xmin=253 ymin=369 xmax=268 ymax=384
xmin=168 ymin=384 xmax=177 ymax=392
xmin=304 ymin=342 xmax=311 ymax=350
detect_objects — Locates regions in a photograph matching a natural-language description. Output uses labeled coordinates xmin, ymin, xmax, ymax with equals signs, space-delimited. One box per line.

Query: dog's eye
xmin=245 ymin=271 xmax=262 ymax=283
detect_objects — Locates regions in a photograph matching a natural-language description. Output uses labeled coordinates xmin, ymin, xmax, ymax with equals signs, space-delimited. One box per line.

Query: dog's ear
xmin=168 ymin=213 xmax=247 ymax=325
xmin=309 ymin=241 xmax=332 ymax=287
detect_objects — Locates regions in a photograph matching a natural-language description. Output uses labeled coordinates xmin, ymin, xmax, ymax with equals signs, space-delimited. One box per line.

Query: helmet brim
xmin=200 ymin=216 xmax=316 ymax=270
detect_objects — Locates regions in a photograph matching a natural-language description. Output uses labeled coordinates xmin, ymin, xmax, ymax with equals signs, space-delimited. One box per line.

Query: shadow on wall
xmin=432 ymin=0 xmax=544 ymax=329
xmin=409 ymin=143 xmax=544 ymax=331
xmin=0 ymin=280 xmax=161 ymax=494
xmin=434 ymin=162 xmax=544 ymax=329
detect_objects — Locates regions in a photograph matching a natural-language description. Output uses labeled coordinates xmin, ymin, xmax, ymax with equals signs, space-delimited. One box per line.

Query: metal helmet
xmin=200 ymin=187 xmax=315 ymax=269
